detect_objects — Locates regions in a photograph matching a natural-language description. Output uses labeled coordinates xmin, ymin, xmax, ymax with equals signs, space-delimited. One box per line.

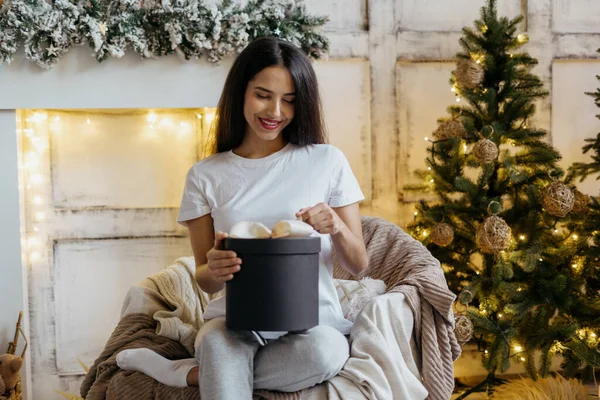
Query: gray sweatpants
xmin=194 ymin=317 xmax=350 ymax=399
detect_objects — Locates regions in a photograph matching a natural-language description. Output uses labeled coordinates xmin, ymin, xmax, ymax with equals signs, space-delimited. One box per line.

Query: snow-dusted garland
xmin=0 ymin=0 xmax=329 ymax=69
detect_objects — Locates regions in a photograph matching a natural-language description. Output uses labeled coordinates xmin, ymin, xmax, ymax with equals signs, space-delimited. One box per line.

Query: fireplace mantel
xmin=0 ymin=47 xmax=233 ymax=110
xmin=0 ymin=48 xmax=236 ymax=400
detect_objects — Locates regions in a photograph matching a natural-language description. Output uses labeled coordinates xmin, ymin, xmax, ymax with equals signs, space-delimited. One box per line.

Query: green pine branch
xmin=0 ymin=0 xmax=330 ymax=68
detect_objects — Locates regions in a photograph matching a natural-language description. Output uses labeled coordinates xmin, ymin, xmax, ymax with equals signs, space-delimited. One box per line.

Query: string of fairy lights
xmin=19 ymin=109 xmax=216 ymax=266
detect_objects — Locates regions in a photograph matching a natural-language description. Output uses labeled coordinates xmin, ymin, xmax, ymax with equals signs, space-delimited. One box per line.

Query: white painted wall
xmin=0 ymin=111 xmax=29 ymax=399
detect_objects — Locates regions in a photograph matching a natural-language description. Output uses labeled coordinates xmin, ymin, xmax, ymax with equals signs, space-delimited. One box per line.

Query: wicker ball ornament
xmin=473 ymin=138 xmax=499 ymax=164
xmin=476 ymin=215 xmax=511 ymax=254
xmin=434 ymin=119 xmax=467 ymax=140
xmin=570 ymin=190 xmax=590 ymax=215
xmin=458 ymin=290 xmax=474 ymax=305
xmin=454 ymin=314 xmax=474 ymax=345
xmin=540 ymin=182 xmax=574 ymax=217
xmin=430 ymin=223 xmax=454 ymax=247
xmin=455 ymin=59 xmax=484 ymax=89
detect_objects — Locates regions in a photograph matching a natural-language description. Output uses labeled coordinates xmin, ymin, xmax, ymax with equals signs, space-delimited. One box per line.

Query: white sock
xmin=116 ymin=348 xmax=198 ymax=388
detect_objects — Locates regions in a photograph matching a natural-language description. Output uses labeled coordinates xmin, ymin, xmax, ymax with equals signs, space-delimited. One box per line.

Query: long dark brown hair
xmin=211 ymin=37 xmax=327 ymax=154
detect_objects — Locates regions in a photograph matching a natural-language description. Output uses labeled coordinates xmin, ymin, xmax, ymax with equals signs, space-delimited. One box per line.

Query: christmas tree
xmin=407 ymin=0 xmax=600 ymax=390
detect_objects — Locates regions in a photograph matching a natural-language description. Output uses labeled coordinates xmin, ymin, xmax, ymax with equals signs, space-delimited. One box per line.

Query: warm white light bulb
xmin=28 ymin=236 xmax=39 ymax=248
xmin=30 ymin=174 xmax=43 ymax=185
xmin=25 ymin=152 xmax=40 ymax=169
xmin=517 ymin=33 xmax=529 ymax=43
xmin=32 ymin=112 xmax=46 ymax=122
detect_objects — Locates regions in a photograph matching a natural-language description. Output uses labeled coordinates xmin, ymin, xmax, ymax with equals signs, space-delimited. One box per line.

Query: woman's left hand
xmin=296 ymin=203 xmax=345 ymax=235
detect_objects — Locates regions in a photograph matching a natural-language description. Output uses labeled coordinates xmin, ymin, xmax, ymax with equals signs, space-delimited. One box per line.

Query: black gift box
xmin=223 ymin=237 xmax=321 ymax=332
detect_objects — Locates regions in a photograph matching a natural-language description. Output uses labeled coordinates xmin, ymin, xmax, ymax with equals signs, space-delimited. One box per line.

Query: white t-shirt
xmin=177 ymin=143 xmax=364 ymax=339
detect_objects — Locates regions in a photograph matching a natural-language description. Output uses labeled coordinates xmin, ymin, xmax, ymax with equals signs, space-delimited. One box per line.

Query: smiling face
xmin=243 ymin=66 xmax=296 ymax=143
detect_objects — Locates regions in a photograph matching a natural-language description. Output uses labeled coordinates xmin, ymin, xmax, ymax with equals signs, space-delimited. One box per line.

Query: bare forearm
xmin=195 ymin=264 xmax=225 ymax=294
xmin=331 ymin=223 xmax=368 ymax=276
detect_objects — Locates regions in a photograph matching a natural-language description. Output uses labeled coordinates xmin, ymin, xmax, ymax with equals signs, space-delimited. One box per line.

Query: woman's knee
xmin=194 ymin=318 xmax=228 ymax=358
xmin=194 ymin=317 xmax=257 ymax=360
xmin=306 ymin=325 xmax=349 ymax=377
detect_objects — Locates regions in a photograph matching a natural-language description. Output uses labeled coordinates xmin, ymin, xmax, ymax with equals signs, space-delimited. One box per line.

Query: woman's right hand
xmin=206 ymin=232 xmax=242 ymax=282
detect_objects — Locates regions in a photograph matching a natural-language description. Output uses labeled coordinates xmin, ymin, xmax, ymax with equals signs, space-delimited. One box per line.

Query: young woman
xmin=117 ymin=36 xmax=369 ymax=399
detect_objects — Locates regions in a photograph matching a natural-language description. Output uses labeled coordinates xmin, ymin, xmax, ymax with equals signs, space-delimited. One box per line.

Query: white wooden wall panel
xmin=54 ymin=238 xmax=191 ymax=374
xmin=51 ymin=208 xmax=186 ymax=239
xmin=552 ymin=61 xmax=600 ymax=196
xmin=51 ymin=111 xmax=199 ymax=209
xmin=554 ymin=34 xmax=600 ymax=59
xmin=552 ymin=0 xmax=600 ymax=33
xmin=315 ymin=60 xmax=372 ymax=202
xmin=396 ymin=0 xmax=522 ymax=32
xmin=396 ymin=62 xmax=456 ymax=201
xmin=303 ymin=0 xmax=367 ymax=32
xmin=396 ymin=32 xmax=463 ymax=60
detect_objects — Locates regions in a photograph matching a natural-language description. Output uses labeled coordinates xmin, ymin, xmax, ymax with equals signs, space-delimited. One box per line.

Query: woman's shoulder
xmin=294 ymin=143 xmax=345 ymax=160
xmin=188 ymin=152 xmax=230 ymax=177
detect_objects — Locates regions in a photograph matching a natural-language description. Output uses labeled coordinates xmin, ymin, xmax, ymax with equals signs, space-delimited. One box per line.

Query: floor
xmin=450 ymin=381 xmax=598 ymax=399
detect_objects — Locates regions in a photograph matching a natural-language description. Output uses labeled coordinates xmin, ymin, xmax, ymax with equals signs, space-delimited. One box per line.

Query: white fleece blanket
xmin=328 ymin=292 xmax=427 ymax=400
